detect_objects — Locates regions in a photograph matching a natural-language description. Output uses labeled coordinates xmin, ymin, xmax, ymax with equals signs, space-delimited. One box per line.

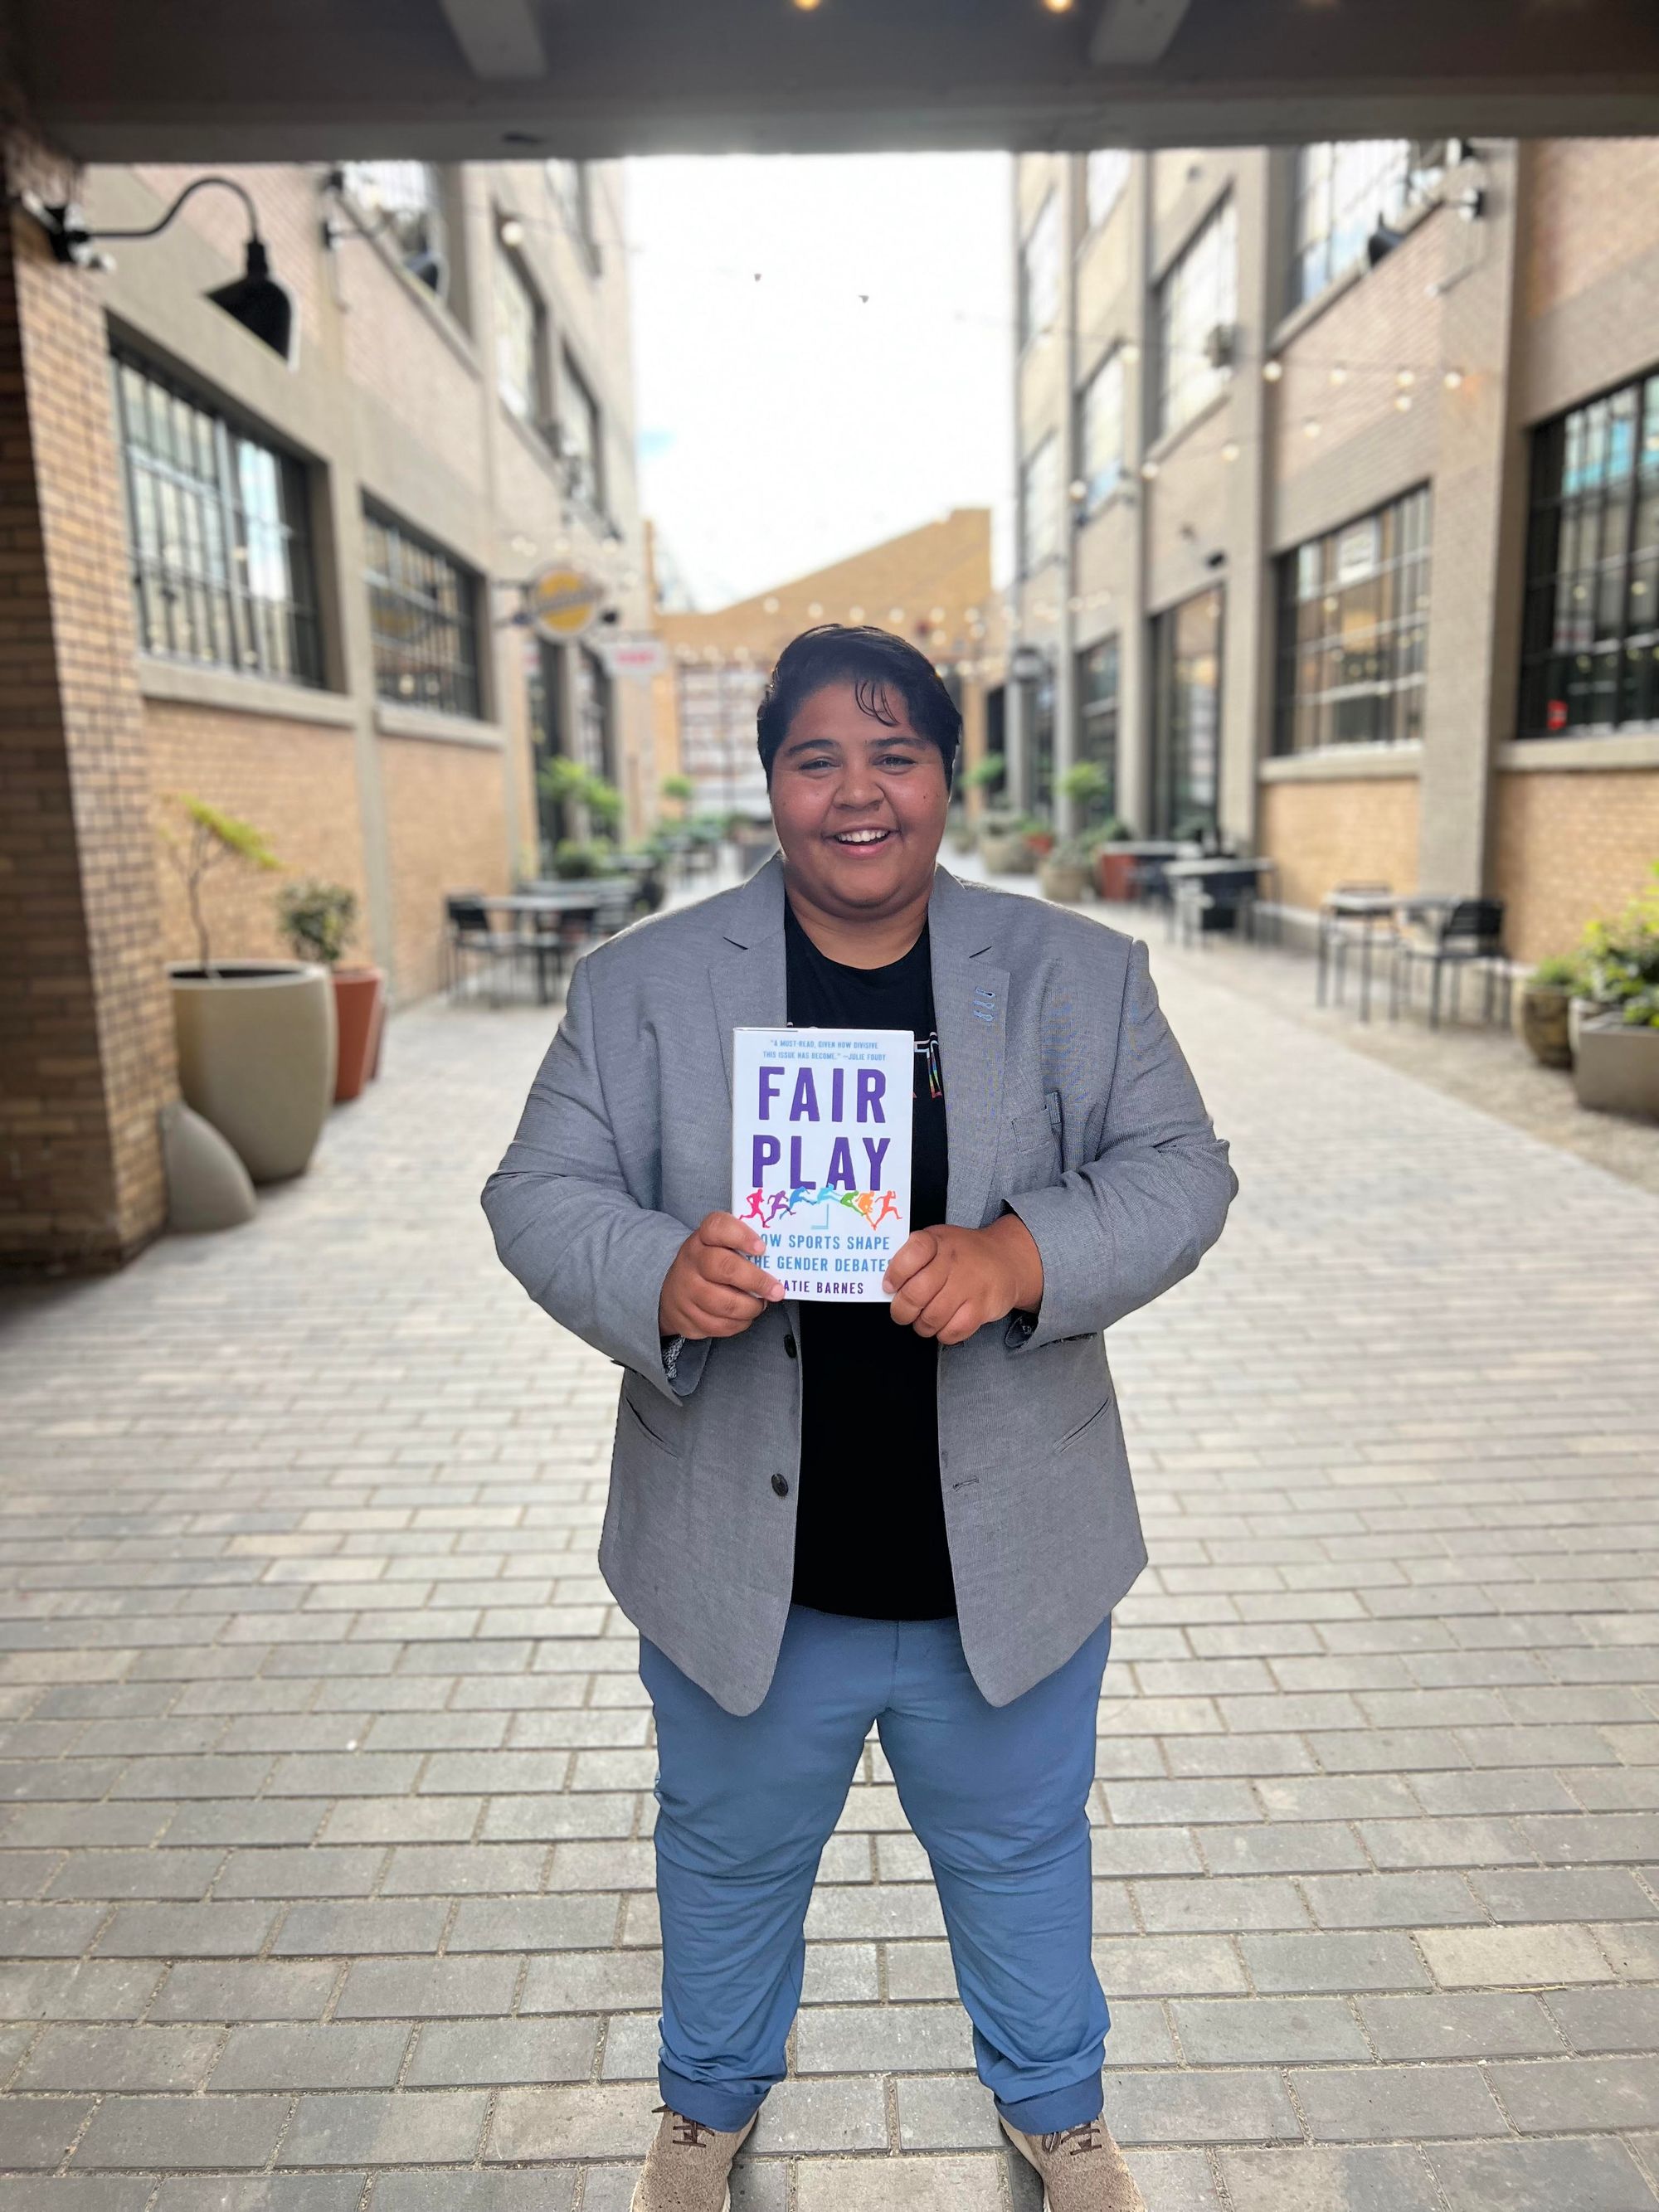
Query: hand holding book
xmin=883 ymin=1215 xmax=1044 ymax=1346
xmin=659 ymin=1211 xmax=786 ymax=1341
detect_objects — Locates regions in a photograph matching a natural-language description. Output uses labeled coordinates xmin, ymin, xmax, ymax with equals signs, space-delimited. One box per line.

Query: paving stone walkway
xmin=2 ymin=914 xmax=1659 ymax=2211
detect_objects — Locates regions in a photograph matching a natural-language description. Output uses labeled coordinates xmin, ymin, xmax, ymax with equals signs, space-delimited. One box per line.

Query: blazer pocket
xmin=1057 ymin=1393 xmax=1112 ymax=1450
xmin=620 ymin=1381 xmax=685 ymax=1458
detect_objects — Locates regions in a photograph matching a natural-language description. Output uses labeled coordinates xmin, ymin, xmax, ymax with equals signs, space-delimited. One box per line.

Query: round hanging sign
xmin=527 ymin=565 xmax=606 ymax=640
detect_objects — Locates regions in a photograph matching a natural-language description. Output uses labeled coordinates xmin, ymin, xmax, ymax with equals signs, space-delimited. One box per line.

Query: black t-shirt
xmin=784 ymin=902 xmax=956 ymax=1620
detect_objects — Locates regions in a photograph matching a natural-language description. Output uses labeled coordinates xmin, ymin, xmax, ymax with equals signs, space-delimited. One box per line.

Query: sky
xmin=624 ymin=153 xmax=1014 ymax=612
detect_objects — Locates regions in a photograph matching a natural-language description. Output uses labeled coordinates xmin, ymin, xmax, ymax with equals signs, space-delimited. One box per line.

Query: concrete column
xmin=1117 ymin=158 xmax=1155 ymax=843
xmin=1417 ymin=142 xmax=1527 ymax=897
xmin=1053 ymin=158 xmax=1082 ymax=837
xmin=1219 ymin=150 xmax=1275 ymax=851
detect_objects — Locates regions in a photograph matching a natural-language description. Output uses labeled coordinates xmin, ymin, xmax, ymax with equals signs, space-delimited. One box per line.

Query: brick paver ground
xmin=3 ymin=910 xmax=1659 ymax=2210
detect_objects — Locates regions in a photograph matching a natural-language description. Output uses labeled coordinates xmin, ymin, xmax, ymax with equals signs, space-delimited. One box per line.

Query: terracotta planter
xmin=168 ymin=961 xmax=336 ymax=1184
xmin=1025 ymin=833 xmax=1056 ymax=863
xmin=1093 ymin=848 xmax=1136 ymax=902
xmin=332 ymin=966 xmax=386 ymax=1102
xmin=1518 ymin=984 xmax=1573 ymax=1069
xmin=1039 ymin=858 xmax=1089 ymax=904
xmin=1573 ymin=1015 xmax=1659 ymax=1119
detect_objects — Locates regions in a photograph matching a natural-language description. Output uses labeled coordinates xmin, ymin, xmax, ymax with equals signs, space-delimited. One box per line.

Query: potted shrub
xmin=1024 ymin=817 xmax=1057 ymax=863
xmin=160 ymin=795 xmax=336 ymax=1184
xmin=978 ymin=809 xmax=1028 ymax=875
xmin=1091 ymin=815 xmax=1138 ymax=902
xmin=278 ymin=880 xmax=384 ymax=1105
xmin=1038 ymin=837 xmax=1092 ymax=904
xmin=1518 ymin=952 xmax=1581 ymax=1069
xmin=956 ymin=752 xmax=1007 ymax=853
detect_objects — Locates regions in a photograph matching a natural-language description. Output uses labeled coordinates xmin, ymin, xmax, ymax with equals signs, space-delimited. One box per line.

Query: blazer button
xmin=783 ymin=1333 xmax=797 ymax=1359
xmin=771 ymin=1472 xmax=790 ymax=1498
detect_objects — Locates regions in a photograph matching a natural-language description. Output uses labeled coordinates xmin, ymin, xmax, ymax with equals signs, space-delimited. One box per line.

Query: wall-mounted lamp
xmin=1366 ymin=220 xmax=1406 ymax=268
xmin=20 ymin=175 xmax=297 ymax=365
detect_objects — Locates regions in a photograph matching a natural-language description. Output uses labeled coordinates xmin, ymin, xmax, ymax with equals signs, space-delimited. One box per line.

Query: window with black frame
xmin=1290 ymin=141 xmax=1446 ymax=309
xmin=1076 ymin=637 xmax=1120 ymax=811
xmin=1019 ymin=435 xmax=1060 ymax=576
xmin=1078 ymin=350 xmax=1125 ymax=514
xmin=1085 ymin=151 xmax=1131 ymax=232
xmin=110 ymin=349 xmax=323 ymax=687
xmin=364 ymin=508 xmax=481 ymax=719
xmin=560 ymin=351 xmax=605 ymax=516
xmin=1275 ymin=487 xmax=1432 ymax=754
xmin=1520 ymin=371 xmax=1659 ymax=737
xmin=1151 ymin=588 xmax=1224 ymax=834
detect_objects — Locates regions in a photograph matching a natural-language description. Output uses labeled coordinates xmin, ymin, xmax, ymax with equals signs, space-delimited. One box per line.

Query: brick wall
xmin=378 ymin=737 xmax=509 ymax=1002
xmin=1493 ymin=768 xmax=1659 ymax=966
xmin=1525 ymin=140 xmax=1659 ymax=328
xmin=1259 ymin=775 xmax=1420 ymax=916
xmin=0 ymin=133 xmax=176 ymax=1270
xmin=144 ymin=702 xmax=370 ymax=968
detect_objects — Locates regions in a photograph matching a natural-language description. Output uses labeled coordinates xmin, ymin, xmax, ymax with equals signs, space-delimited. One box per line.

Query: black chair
xmin=1174 ymin=867 xmax=1257 ymax=950
xmin=1389 ymin=897 xmax=1512 ymax=1029
xmin=445 ymin=892 xmax=527 ymax=1006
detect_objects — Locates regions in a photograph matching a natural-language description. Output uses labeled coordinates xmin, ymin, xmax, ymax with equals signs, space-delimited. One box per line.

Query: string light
xmin=763 ymin=596 xmax=780 ymax=613
xmin=1329 ymin=363 xmax=1349 ymax=386
xmin=807 ymin=600 xmax=823 ymax=618
xmin=1121 ymin=342 xmax=1141 ymax=364
xmin=1262 ymin=360 xmax=1284 ymax=382
xmin=1141 ymin=459 xmax=1161 ymax=480
xmin=1221 ymin=440 xmax=1240 ymax=463
xmin=499 ymin=216 xmax=525 ymax=249
xmin=849 ymin=605 xmax=865 ymax=621
xmin=1394 ymin=391 xmax=1414 ymax=412
xmin=1443 ymin=367 xmax=1465 ymax=390
xmin=1396 ymin=368 xmax=1417 ymax=391
xmin=1303 ymin=417 xmax=1322 ymax=439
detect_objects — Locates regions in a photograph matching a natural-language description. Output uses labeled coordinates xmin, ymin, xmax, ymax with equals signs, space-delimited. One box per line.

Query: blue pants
xmin=640 ymin=1603 xmax=1113 ymax=2136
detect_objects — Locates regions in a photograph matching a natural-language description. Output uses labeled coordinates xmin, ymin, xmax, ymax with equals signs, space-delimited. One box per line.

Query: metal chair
xmin=1389 ymin=897 xmax=1512 ymax=1029
xmin=445 ymin=892 xmax=527 ymax=1006
xmin=1174 ymin=867 xmax=1257 ymax=950
xmin=1321 ymin=881 xmax=1396 ymax=1016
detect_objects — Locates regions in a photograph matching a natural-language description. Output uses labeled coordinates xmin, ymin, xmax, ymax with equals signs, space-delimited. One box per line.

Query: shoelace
xmin=1040 ymin=2118 xmax=1104 ymax=2157
xmin=654 ymin=2103 xmax=712 ymax=2150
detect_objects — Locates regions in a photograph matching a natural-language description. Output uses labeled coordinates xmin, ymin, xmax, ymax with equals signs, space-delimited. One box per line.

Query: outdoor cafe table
xmin=471 ymin=888 xmax=606 ymax=1004
xmin=1162 ymin=854 xmax=1279 ymax=943
xmin=1316 ymin=888 xmax=1460 ymax=1023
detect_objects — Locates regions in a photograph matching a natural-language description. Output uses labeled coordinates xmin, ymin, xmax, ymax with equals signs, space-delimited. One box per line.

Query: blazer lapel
xmin=929 ymin=868 xmax=1008 ymax=1231
xmin=707 ymin=854 xmax=788 ymax=1101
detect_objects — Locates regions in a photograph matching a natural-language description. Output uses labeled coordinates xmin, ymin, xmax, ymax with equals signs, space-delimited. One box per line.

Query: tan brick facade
xmin=377 ymin=736 xmax=510 ymax=1004
xmin=1258 ymin=775 xmax=1421 ymax=918
xmin=1494 ymin=767 xmax=1659 ymax=966
xmin=0 ymin=134 xmax=176 ymax=1270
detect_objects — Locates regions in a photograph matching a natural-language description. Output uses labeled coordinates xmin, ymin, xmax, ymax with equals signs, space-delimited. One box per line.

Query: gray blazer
xmin=483 ymin=858 xmax=1236 ymax=1715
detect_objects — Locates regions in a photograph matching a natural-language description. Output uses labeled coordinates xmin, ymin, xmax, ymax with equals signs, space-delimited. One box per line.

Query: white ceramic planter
xmin=168 ymin=961 xmax=338 ymax=1182
xmin=1573 ymin=1015 xmax=1659 ymax=1121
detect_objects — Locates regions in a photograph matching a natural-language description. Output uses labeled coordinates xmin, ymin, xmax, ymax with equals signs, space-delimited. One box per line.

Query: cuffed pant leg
xmin=878 ymin=1614 xmax=1114 ymax=2134
xmin=640 ymin=1609 xmax=881 ymax=2132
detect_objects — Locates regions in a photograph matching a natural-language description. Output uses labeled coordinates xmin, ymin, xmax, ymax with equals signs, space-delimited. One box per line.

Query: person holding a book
xmin=484 ymin=624 xmax=1236 ymax=2212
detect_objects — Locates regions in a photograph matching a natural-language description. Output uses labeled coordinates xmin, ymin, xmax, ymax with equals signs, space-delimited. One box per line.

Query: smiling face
xmin=768 ymin=680 xmax=951 ymax=931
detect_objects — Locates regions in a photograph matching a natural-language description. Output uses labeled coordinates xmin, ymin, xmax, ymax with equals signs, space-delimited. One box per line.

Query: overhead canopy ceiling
xmin=14 ymin=0 xmax=1659 ymax=164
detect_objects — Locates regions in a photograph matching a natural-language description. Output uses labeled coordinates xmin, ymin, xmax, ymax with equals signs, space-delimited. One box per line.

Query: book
xmin=731 ymin=1027 xmax=914 ymax=1302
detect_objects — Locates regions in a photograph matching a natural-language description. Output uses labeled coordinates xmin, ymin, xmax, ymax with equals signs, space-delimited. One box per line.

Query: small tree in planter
xmin=977 ymin=808 xmax=1028 ymax=875
xmin=1038 ymin=837 xmax=1093 ymax=904
xmin=1091 ymin=814 xmax=1138 ymax=902
xmin=277 ymin=880 xmax=385 ymax=1105
xmin=158 ymin=794 xmax=335 ymax=1184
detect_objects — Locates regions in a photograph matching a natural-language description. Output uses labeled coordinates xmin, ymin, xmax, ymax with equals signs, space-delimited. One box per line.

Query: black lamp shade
xmin=207 ymin=239 xmax=298 ymax=367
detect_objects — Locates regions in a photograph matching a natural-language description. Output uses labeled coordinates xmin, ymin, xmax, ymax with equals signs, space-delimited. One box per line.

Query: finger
xmin=883 ymin=1231 xmax=937 ymax=1292
xmin=698 ymin=1210 xmax=767 ymax=1258
xmin=908 ymin=1282 xmax=972 ymax=1339
xmin=700 ymin=1247 xmax=786 ymax=1302
xmin=935 ymin=1301 xmax=984 ymax=1347
xmin=687 ymin=1285 xmax=769 ymax=1332
xmin=887 ymin=1256 xmax=951 ymax=1328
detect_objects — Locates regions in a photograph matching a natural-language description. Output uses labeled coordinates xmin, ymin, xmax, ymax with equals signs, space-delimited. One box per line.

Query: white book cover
xmin=731 ymin=1027 xmax=914 ymax=1302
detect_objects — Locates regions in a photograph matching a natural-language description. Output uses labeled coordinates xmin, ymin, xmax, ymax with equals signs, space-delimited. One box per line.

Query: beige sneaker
xmin=631 ymin=2103 xmax=759 ymax=2212
xmin=1000 ymin=2112 xmax=1146 ymax=2211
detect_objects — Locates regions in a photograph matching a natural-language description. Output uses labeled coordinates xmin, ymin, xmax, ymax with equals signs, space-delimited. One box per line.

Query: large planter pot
xmin=1093 ymin=848 xmax=1136 ymax=902
xmin=1039 ymin=856 xmax=1089 ymax=904
xmin=168 ymin=961 xmax=337 ymax=1183
xmin=1573 ymin=1015 xmax=1659 ymax=1119
xmin=332 ymin=966 xmax=386 ymax=1103
xmin=1569 ymin=996 xmax=1603 ymax=1055
xmin=1519 ymin=983 xmax=1574 ymax=1069
xmin=979 ymin=832 xmax=1027 ymax=875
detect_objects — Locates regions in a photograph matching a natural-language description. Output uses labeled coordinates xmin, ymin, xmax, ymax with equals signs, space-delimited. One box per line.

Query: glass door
xmin=1151 ymin=587 xmax=1224 ymax=836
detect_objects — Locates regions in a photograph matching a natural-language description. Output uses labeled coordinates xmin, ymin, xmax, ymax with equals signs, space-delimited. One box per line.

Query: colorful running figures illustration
xmin=741 ymin=1183 xmax=903 ymax=1228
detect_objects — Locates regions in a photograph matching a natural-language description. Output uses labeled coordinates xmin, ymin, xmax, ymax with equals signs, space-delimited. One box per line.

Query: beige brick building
xmin=651 ymin=511 xmax=1003 ymax=821
xmin=1010 ymin=139 xmax=1659 ymax=963
xmin=1 ymin=143 xmax=651 ymax=1271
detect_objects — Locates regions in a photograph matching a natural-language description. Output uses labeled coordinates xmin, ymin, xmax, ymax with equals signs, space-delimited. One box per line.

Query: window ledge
xmin=139 ymin=658 xmax=355 ymax=727
xmin=1499 ymin=731 xmax=1659 ymax=772
xmin=501 ymin=401 xmax=566 ymax=486
xmin=374 ymin=701 xmax=504 ymax=748
xmin=1260 ymin=741 xmax=1423 ymax=783
xmin=341 ymin=187 xmax=480 ymax=376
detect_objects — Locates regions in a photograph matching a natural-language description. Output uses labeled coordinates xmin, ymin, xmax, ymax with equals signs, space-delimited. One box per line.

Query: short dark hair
xmin=756 ymin=625 xmax=961 ymax=786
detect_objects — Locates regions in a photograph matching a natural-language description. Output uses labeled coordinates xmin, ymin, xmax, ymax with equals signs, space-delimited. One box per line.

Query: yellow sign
xmin=528 ymin=565 xmax=606 ymax=640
